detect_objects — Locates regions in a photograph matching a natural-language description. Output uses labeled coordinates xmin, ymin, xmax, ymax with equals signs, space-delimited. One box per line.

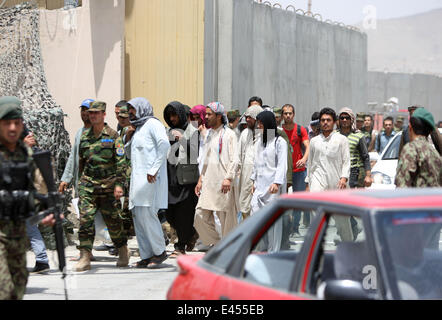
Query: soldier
xmin=227 ymin=109 xmax=241 ymax=139
xmin=395 ymin=108 xmax=442 ymax=188
xmin=75 ymin=101 xmax=129 ymax=272
xmin=114 ymin=105 xmax=135 ymax=239
xmin=394 ymin=116 xmax=405 ymax=132
xmin=274 ymin=107 xmax=282 ymax=128
xmin=0 ymin=96 xmax=58 ymax=300
xmin=356 ymin=113 xmax=365 ymax=131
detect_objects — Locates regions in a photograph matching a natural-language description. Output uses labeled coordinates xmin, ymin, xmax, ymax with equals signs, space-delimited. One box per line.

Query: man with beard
xmin=237 ymin=105 xmax=263 ymax=220
xmin=337 ymin=108 xmax=372 ymax=189
xmin=124 ymin=98 xmax=170 ymax=268
xmin=306 ymin=107 xmax=352 ymax=242
xmin=163 ymin=101 xmax=199 ymax=257
xmin=194 ymin=102 xmax=239 ymax=247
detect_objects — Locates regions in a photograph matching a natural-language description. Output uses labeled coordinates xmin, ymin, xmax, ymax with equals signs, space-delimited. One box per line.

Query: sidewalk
xmin=24 ymin=238 xmax=202 ymax=300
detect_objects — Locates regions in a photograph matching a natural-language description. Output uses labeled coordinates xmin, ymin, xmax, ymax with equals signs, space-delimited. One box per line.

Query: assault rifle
xmin=27 ymin=150 xmax=68 ymax=300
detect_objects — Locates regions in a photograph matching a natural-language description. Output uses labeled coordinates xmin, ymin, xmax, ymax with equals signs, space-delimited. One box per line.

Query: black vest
xmin=0 ymin=146 xmax=35 ymax=221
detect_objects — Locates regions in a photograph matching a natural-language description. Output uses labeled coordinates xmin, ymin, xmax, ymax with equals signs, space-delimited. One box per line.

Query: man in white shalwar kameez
xmin=124 ymin=97 xmax=170 ymax=268
xmin=306 ymin=107 xmax=353 ymax=241
xmin=236 ymin=105 xmax=263 ymax=220
xmin=194 ymin=102 xmax=239 ymax=246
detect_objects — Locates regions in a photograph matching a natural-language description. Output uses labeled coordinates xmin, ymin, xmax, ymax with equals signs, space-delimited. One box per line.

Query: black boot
xmin=29 ymin=262 xmax=50 ymax=274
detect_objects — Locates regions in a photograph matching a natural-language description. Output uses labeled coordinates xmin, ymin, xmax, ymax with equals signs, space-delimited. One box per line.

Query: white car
xmin=369 ymin=132 xmax=402 ymax=190
xmin=369 ymin=128 xmax=442 ymax=190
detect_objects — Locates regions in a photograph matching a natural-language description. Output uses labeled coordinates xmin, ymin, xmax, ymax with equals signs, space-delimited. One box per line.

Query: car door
xmin=206 ymin=202 xmax=322 ymax=300
xmin=297 ymin=209 xmax=384 ymax=300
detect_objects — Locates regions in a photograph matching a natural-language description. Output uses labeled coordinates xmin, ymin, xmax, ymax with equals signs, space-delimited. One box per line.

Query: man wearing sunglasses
xmin=337 ymin=108 xmax=372 ymax=189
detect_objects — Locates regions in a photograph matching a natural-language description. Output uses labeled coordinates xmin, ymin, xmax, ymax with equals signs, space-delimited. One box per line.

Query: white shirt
xmin=306 ymin=131 xmax=350 ymax=191
xmin=197 ymin=125 xmax=238 ymax=212
xmin=251 ymin=135 xmax=288 ymax=214
xmin=125 ymin=119 xmax=170 ymax=209
xmin=237 ymin=128 xmax=257 ymax=213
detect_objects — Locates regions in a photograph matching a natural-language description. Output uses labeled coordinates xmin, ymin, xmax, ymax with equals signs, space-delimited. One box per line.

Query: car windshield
xmin=382 ymin=134 xmax=401 ymax=160
xmin=378 ymin=210 xmax=442 ymax=299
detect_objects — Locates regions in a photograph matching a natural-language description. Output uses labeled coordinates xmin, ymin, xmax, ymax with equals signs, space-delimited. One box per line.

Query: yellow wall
xmin=125 ymin=0 xmax=205 ymax=120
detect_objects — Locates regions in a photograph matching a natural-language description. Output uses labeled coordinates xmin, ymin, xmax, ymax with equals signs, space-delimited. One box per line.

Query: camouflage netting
xmin=0 ymin=2 xmax=73 ymax=249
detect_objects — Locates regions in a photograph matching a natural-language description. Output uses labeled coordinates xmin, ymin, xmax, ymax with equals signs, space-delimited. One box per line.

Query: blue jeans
xmin=291 ymin=171 xmax=307 ymax=232
xmin=26 ymin=221 xmax=49 ymax=264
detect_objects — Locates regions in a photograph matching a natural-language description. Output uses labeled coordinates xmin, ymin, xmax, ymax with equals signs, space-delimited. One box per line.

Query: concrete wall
xmin=368 ymin=71 xmax=442 ymax=122
xmin=39 ymin=0 xmax=125 ymax=143
xmin=205 ymin=0 xmax=368 ymax=127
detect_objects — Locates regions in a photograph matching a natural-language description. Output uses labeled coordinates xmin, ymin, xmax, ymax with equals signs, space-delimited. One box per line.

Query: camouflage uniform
xmin=395 ymin=136 xmax=442 ymax=188
xmin=0 ymin=141 xmax=34 ymax=300
xmin=77 ymin=121 xmax=128 ymax=252
xmin=114 ymin=125 xmax=134 ymax=237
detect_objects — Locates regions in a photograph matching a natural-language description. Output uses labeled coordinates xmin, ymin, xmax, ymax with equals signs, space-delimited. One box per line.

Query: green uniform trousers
xmin=0 ymin=221 xmax=28 ymax=300
xmin=78 ymin=191 xmax=128 ymax=252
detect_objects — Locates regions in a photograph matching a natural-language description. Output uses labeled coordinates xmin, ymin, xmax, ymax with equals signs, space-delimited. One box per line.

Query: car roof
xmin=281 ymin=188 xmax=442 ymax=210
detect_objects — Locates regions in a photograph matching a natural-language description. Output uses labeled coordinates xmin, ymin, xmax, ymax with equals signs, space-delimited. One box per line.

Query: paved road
xmin=23 ymin=239 xmax=202 ymax=300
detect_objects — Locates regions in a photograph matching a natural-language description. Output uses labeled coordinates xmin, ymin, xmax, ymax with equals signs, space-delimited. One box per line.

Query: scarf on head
xmin=256 ymin=110 xmax=279 ymax=147
xmin=190 ymin=105 xmax=208 ymax=128
xmin=164 ymin=101 xmax=188 ymax=130
xmin=207 ymin=102 xmax=228 ymax=126
xmin=128 ymin=97 xmax=157 ymax=128
xmin=244 ymin=105 xmax=264 ymax=121
xmin=339 ymin=107 xmax=357 ymax=132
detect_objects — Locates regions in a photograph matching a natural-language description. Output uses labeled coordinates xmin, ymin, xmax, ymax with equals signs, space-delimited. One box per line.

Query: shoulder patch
xmin=116 ymin=147 xmax=125 ymax=156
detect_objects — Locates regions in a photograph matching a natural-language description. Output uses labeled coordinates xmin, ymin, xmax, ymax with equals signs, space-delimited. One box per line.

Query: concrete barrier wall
xmin=368 ymin=71 xmax=442 ymax=122
xmin=205 ymin=0 xmax=368 ymax=127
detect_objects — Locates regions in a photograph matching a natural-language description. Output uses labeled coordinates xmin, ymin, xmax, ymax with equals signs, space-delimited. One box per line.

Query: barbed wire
xmin=253 ymin=0 xmax=361 ymax=32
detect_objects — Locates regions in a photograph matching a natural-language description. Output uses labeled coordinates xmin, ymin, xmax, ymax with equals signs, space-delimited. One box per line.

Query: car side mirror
xmin=320 ymin=280 xmax=375 ymax=300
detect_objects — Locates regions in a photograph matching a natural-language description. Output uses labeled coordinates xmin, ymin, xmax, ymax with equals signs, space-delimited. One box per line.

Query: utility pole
xmin=308 ymin=0 xmax=312 ymax=13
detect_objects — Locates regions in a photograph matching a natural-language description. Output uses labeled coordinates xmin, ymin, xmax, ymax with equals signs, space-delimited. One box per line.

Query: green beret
xmin=412 ymin=108 xmax=435 ymax=129
xmin=88 ymin=101 xmax=106 ymax=112
xmin=0 ymin=96 xmax=23 ymax=120
xmin=118 ymin=105 xmax=129 ymax=118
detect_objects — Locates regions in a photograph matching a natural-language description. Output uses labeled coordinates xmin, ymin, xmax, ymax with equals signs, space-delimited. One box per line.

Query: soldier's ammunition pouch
xmin=0 ymin=189 xmax=34 ymax=221
xmin=0 ymin=148 xmax=35 ymax=222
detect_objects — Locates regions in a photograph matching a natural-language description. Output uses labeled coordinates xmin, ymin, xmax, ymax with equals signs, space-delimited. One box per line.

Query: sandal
xmin=147 ymin=251 xmax=168 ymax=268
xmin=133 ymin=258 xmax=152 ymax=268
xmin=169 ymin=249 xmax=185 ymax=259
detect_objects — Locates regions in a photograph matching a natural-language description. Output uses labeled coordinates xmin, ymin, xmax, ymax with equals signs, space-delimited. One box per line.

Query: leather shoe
xmin=29 ymin=262 xmax=50 ymax=274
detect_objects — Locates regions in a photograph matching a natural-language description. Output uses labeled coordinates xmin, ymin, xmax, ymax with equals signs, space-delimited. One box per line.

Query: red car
xmin=167 ymin=188 xmax=442 ymax=300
